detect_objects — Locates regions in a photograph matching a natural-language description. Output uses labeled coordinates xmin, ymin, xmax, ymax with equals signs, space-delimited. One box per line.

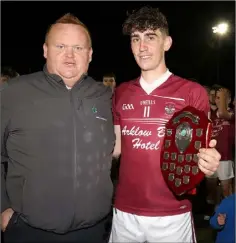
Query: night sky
xmin=2 ymin=1 xmax=235 ymax=93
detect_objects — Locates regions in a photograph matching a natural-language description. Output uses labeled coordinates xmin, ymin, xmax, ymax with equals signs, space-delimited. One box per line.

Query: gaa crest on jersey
xmin=165 ymin=102 xmax=175 ymax=115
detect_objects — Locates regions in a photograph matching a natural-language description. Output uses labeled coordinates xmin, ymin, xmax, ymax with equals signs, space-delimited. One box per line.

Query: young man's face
xmin=130 ymin=29 xmax=172 ymax=72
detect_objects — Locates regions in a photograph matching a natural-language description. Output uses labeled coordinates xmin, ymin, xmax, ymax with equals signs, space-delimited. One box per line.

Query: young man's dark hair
xmin=122 ymin=6 xmax=169 ymax=36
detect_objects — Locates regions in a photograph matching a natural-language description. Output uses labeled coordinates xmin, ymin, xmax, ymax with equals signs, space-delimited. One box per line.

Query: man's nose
xmin=65 ymin=46 xmax=75 ymax=57
xmin=139 ymin=40 xmax=148 ymax=52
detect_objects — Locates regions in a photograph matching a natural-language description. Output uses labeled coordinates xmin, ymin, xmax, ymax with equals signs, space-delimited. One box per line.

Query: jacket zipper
xmin=68 ymin=78 xmax=85 ymax=228
xmin=69 ymin=91 xmax=77 ymax=227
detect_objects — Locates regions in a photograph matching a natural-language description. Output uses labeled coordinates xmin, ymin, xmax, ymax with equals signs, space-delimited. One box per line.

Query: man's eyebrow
xmin=131 ymin=34 xmax=139 ymax=38
xmin=145 ymin=33 xmax=157 ymax=37
xmin=131 ymin=32 xmax=158 ymax=38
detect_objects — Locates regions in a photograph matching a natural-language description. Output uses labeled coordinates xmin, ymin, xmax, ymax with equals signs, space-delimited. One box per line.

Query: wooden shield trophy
xmin=160 ymin=106 xmax=212 ymax=196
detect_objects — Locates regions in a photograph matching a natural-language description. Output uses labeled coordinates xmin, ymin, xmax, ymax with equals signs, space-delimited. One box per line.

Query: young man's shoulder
xmin=173 ymin=75 xmax=205 ymax=91
xmin=113 ymin=79 xmax=138 ymax=99
xmin=115 ymin=79 xmax=136 ymax=90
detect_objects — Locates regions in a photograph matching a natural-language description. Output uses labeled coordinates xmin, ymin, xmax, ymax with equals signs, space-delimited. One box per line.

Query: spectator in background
xmin=207 ymin=87 xmax=235 ymax=200
xmin=1 ymin=66 xmax=19 ymax=83
xmin=209 ymin=84 xmax=222 ymax=112
xmin=0 ymin=66 xmax=19 ymax=90
xmin=103 ymin=72 xmax=116 ymax=93
xmin=210 ymin=192 xmax=235 ymax=243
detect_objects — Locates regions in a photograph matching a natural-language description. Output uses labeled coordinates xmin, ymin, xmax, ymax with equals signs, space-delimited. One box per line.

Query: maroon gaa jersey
xmin=112 ymin=74 xmax=209 ymax=216
xmin=211 ymin=109 xmax=235 ymax=161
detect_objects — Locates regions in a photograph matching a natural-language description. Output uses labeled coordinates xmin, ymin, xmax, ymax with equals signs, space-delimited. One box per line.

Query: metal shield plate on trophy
xmin=160 ymin=106 xmax=212 ymax=196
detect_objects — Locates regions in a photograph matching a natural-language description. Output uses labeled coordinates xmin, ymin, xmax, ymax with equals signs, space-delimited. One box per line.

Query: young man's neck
xmin=141 ymin=65 xmax=169 ymax=84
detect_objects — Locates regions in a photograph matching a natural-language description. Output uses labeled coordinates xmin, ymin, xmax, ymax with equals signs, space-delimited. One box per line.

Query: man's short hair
xmin=103 ymin=72 xmax=116 ymax=80
xmin=45 ymin=13 xmax=92 ymax=47
xmin=122 ymin=6 xmax=169 ymax=36
xmin=1 ymin=66 xmax=19 ymax=82
xmin=212 ymin=84 xmax=232 ymax=100
xmin=210 ymin=84 xmax=222 ymax=91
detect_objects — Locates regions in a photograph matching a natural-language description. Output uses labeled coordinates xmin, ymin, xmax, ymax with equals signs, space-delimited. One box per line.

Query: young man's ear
xmin=164 ymin=36 xmax=172 ymax=51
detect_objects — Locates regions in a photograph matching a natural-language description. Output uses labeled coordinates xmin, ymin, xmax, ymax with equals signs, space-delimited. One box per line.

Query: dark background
xmin=2 ymin=1 xmax=235 ymax=93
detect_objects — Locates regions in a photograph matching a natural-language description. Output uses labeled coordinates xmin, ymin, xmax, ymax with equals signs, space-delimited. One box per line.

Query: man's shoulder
xmin=87 ymin=77 xmax=112 ymax=100
xmin=173 ymin=75 xmax=205 ymax=91
xmin=0 ymin=71 xmax=44 ymax=101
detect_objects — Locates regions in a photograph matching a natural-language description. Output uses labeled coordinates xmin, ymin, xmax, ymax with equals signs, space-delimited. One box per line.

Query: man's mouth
xmin=139 ymin=55 xmax=151 ymax=60
xmin=64 ymin=62 xmax=75 ymax=66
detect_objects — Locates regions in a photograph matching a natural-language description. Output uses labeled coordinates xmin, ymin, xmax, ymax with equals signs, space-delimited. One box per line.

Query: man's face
xmin=103 ymin=76 xmax=116 ymax=88
xmin=209 ymin=89 xmax=216 ymax=105
xmin=130 ymin=29 xmax=172 ymax=72
xmin=43 ymin=23 xmax=93 ymax=86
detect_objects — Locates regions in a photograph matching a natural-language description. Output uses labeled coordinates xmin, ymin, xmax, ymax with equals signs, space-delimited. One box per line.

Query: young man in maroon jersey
xmin=207 ymin=87 xmax=235 ymax=198
xmin=110 ymin=6 xmax=221 ymax=242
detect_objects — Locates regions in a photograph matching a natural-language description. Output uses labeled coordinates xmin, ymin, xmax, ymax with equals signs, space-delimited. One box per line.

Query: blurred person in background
xmin=206 ymin=87 xmax=235 ymax=202
xmin=0 ymin=66 xmax=19 ymax=90
xmin=209 ymin=190 xmax=235 ymax=243
xmin=209 ymin=84 xmax=222 ymax=112
xmin=103 ymin=72 xmax=116 ymax=93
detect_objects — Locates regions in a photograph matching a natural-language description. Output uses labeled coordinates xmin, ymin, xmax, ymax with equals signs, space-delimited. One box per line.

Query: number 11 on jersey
xmin=143 ymin=106 xmax=151 ymax=118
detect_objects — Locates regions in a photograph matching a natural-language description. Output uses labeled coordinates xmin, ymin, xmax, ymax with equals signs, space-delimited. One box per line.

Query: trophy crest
xmin=160 ymin=106 xmax=212 ymax=196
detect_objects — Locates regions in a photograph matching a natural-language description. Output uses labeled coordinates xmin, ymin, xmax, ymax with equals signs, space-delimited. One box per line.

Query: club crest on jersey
xmin=165 ymin=103 xmax=175 ymax=115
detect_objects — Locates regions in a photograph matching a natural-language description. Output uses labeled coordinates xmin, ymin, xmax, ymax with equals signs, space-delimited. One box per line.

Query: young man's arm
xmin=113 ymin=125 xmax=121 ymax=158
xmin=112 ymin=88 xmax=121 ymax=159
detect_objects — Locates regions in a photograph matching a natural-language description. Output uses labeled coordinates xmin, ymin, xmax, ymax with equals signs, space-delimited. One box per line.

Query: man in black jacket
xmin=1 ymin=13 xmax=115 ymax=243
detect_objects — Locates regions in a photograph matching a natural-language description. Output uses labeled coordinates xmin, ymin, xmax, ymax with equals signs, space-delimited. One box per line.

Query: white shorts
xmin=109 ymin=208 xmax=196 ymax=243
xmin=206 ymin=160 xmax=234 ymax=181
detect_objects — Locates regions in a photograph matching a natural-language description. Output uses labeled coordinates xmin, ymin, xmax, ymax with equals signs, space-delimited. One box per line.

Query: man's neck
xmin=141 ymin=65 xmax=168 ymax=84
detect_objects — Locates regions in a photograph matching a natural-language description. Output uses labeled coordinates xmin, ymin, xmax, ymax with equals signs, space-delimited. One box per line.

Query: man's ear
xmin=164 ymin=36 xmax=172 ymax=51
xmin=89 ymin=48 xmax=93 ymax=63
xmin=43 ymin=43 xmax=48 ymax=59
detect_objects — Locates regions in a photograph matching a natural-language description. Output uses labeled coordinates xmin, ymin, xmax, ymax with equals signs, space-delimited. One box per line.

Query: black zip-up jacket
xmin=1 ymin=67 xmax=115 ymax=233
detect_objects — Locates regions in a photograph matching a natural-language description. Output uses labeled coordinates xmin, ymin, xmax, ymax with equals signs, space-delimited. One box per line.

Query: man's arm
xmin=113 ymin=125 xmax=121 ymax=159
xmin=1 ymin=90 xmax=15 ymax=232
xmin=1 ymin=101 xmax=11 ymax=212
xmin=216 ymin=88 xmax=234 ymax=120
